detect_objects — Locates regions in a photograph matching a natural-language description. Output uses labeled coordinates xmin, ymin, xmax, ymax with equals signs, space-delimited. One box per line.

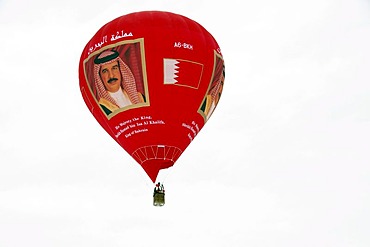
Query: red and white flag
xmin=164 ymin=58 xmax=203 ymax=89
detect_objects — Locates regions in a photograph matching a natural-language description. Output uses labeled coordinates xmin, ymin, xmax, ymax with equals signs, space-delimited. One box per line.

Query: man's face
xmin=100 ymin=60 xmax=122 ymax=93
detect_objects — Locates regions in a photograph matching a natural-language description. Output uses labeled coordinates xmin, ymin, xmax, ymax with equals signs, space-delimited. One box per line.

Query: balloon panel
xmin=79 ymin=11 xmax=225 ymax=182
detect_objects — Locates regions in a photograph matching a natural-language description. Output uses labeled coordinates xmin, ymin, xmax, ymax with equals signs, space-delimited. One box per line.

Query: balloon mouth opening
xmin=131 ymin=145 xmax=182 ymax=182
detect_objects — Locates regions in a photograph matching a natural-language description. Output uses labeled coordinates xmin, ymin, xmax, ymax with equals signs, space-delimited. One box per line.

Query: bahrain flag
xmin=164 ymin=58 xmax=203 ymax=89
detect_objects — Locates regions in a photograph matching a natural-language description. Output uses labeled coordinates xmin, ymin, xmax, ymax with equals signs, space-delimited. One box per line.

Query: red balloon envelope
xmin=79 ymin=11 xmax=225 ymax=183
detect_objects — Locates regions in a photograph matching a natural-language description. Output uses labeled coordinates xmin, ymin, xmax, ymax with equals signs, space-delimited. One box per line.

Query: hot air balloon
xmin=78 ymin=11 xmax=225 ymax=206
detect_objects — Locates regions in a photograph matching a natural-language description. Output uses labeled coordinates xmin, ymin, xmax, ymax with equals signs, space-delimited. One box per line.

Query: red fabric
xmin=175 ymin=60 xmax=203 ymax=88
xmin=79 ymin=11 xmax=225 ymax=183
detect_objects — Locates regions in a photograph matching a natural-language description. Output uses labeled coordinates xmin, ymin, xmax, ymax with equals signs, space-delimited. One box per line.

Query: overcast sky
xmin=1 ymin=0 xmax=370 ymax=246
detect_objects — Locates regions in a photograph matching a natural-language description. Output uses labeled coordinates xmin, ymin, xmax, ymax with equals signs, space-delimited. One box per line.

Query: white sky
xmin=1 ymin=0 xmax=370 ymax=246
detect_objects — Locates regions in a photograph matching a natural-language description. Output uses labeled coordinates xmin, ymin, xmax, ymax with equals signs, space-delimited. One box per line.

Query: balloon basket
xmin=153 ymin=192 xmax=165 ymax=207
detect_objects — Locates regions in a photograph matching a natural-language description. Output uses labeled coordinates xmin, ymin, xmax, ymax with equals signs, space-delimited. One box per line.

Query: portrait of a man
xmin=84 ymin=40 xmax=148 ymax=117
xmin=200 ymin=53 xmax=225 ymax=120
